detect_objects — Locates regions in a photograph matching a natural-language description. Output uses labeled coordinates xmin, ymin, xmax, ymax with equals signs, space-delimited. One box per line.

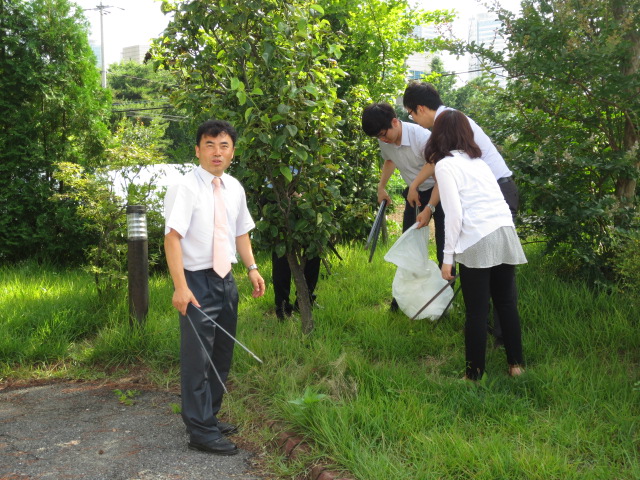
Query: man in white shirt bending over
xmin=361 ymin=102 xmax=444 ymax=312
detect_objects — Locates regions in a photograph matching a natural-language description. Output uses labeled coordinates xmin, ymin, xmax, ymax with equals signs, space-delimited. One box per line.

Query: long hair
xmin=423 ymin=109 xmax=482 ymax=164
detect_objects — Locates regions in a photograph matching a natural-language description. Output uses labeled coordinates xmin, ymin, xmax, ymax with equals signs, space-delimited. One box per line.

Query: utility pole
xmin=84 ymin=1 xmax=124 ymax=88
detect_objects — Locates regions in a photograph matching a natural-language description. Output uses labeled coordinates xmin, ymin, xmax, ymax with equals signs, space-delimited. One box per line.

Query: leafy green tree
xmin=53 ymin=118 xmax=170 ymax=294
xmin=154 ymin=0 xmax=347 ymax=333
xmin=108 ymin=61 xmax=174 ymax=103
xmin=0 ymin=0 xmax=110 ymax=264
xmin=319 ymin=0 xmax=451 ymax=100
xmin=460 ymin=0 xmax=640 ymax=284
xmin=151 ymin=0 xmax=453 ymax=331
xmin=108 ymin=61 xmax=194 ymax=163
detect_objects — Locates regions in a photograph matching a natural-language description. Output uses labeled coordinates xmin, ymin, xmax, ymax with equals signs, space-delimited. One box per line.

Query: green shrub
xmin=613 ymin=229 xmax=640 ymax=298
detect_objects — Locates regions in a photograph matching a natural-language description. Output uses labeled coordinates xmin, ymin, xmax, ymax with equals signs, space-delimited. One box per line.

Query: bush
xmin=613 ymin=229 xmax=640 ymax=298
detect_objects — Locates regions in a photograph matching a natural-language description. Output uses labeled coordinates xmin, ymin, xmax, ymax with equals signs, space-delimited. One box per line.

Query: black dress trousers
xmin=179 ymin=268 xmax=238 ymax=443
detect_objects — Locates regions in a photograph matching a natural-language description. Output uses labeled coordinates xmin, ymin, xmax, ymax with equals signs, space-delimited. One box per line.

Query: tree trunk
xmin=287 ymin=250 xmax=314 ymax=334
xmin=612 ymin=0 xmax=639 ymax=205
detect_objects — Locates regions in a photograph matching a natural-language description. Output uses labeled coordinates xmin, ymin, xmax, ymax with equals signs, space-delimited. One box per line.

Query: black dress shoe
xmin=188 ymin=436 xmax=238 ymax=455
xmin=275 ymin=301 xmax=294 ymax=320
xmin=185 ymin=422 xmax=238 ymax=437
xmin=217 ymin=421 xmax=238 ymax=435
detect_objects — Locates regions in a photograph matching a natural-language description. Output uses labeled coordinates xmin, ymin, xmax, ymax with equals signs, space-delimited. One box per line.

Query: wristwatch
xmin=247 ymin=264 xmax=259 ymax=272
xmin=426 ymin=204 xmax=436 ymax=214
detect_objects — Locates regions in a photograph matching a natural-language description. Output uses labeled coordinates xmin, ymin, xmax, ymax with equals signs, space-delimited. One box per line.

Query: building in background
xmin=90 ymin=43 xmax=102 ymax=68
xmin=467 ymin=12 xmax=507 ymax=85
xmin=405 ymin=24 xmax=438 ymax=82
xmin=404 ymin=9 xmax=510 ymax=88
xmin=121 ymin=45 xmax=149 ymax=64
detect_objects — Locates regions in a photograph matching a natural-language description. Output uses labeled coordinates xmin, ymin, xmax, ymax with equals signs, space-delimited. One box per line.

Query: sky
xmin=77 ymin=0 xmax=522 ymax=70
xmin=76 ymin=0 xmax=172 ymax=66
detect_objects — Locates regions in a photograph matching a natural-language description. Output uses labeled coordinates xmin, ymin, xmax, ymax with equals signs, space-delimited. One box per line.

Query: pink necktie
xmin=212 ymin=177 xmax=231 ymax=277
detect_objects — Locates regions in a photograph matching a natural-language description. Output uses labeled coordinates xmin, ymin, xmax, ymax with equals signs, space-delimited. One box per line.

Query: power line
xmin=433 ymin=66 xmax=509 ymax=79
xmin=112 ymin=106 xmax=173 ymax=112
xmin=107 ymin=73 xmax=178 ymax=87
xmin=112 ymin=99 xmax=172 ymax=107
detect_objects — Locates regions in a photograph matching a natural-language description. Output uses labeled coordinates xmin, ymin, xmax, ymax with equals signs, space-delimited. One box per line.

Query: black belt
xmin=497 ymin=176 xmax=513 ymax=185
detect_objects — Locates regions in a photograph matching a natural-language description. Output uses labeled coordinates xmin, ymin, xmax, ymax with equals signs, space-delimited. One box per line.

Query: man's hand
xmin=416 ymin=208 xmax=432 ymax=229
xmin=406 ymin=187 xmax=421 ymax=208
xmin=441 ymin=263 xmax=455 ymax=281
xmin=248 ymin=269 xmax=266 ymax=298
xmin=377 ymin=187 xmax=391 ymax=206
xmin=172 ymin=286 xmax=200 ymax=316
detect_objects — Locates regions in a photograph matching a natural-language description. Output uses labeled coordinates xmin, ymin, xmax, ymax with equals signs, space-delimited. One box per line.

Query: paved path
xmin=0 ymin=382 xmax=267 ymax=480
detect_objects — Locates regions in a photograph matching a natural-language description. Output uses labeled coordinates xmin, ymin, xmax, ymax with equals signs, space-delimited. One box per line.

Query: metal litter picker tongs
xmin=366 ymin=200 xmax=387 ymax=262
xmin=186 ymin=304 xmax=263 ymax=393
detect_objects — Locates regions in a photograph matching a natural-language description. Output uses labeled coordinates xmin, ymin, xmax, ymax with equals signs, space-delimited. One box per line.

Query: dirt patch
xmin=0 ymin=380 xmax=269 ymax=480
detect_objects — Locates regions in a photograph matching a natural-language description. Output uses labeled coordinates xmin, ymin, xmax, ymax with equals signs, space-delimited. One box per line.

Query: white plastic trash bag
xmin=384 ymin=224 xmax=454 ymax=320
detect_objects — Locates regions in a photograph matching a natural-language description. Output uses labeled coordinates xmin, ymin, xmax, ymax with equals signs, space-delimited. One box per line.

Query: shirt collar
xmin=434 ymin=105 xmax=448 ymax=120
xmin=398 ymin=121 xmax=411 ymax=147
xmin=196 ymin=166 xmax=227 ymax=186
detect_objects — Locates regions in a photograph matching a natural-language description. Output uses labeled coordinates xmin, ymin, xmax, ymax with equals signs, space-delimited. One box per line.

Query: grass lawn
xmin=1 ymin=238 xmax=638 ymax=479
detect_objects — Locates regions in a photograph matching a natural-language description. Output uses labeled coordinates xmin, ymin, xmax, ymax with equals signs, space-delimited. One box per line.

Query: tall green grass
xmin=1 ymin=241 xmax=638 ymax=479
xmin=230 ymin=243 xmax=639 ymax=480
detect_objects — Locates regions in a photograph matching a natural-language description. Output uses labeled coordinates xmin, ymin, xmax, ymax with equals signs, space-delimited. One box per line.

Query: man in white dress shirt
xmin=164 ymin=119 xmax=265 ymax=455
xmin=361 ymin=102 xmax=444 ymax=312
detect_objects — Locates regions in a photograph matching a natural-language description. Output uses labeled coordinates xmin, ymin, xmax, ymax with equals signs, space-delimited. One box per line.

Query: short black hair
xmin=196 ymin=119 xmax=237 ymax=147
xmin=403 ymin=81 xmax=443 ymax=113
xmin=361 ymin=102 xmax=397 ymax=137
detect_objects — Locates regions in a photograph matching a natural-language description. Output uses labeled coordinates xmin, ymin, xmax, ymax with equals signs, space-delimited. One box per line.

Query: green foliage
xmin=1 ymin=244 xmax=639 ymax=478
xmin=612 ymin=223 xmax=640 ymax=298
xmin=105 ymin=118 xmax=171 ymax=272
xmin=108 ymin=61 xmax=194 ymax=163
xmin=53 ymin=119 xmax=170 ymax=295
xmin=288 ymin=386 xmax=328 ymax=407
xmin=152 ymin=0 xmax=346 ymax=332
xmin=459 ymin=0 xmax=640 ymax=284
xmin=330 ymin=85 xmax=381 ymax=241
xmin=53 ymin=162 xmax=127 ymax=295
xmin=108 ymin=61 xmax=174 ymax=103
xmin=422 ymin=56 xmax=457 ymax=102
xmin=113 ymin=388 xmax=140 ymax=406
xmin=0 ymin=0 xmax=110 ymax=265
xmin=319 ymin=0 xmax=453 ymax=100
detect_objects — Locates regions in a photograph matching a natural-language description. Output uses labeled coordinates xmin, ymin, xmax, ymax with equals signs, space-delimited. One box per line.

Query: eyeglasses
xmin=406 ymin=108 xmax=415 ymax=120
xmin=376 ymin=130 xmax=388 ymax=139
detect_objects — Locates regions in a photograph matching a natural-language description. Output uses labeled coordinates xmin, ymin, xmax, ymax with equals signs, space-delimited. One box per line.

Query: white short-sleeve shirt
xmin=164 ymin=166 xmax=255 ymax=271
xmin=434 ymin=106 xmax=512 ymax=180
xmin=378 ymin=121 xmax=435 ymax=191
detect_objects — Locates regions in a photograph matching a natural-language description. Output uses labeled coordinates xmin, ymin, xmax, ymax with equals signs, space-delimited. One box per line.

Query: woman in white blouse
xmin=423 ymin=109 xmax=526 ymax=380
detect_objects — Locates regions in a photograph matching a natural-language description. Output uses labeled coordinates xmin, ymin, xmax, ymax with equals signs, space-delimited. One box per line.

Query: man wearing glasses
xmin=361 ymin=102 xmax=445 ymax=312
